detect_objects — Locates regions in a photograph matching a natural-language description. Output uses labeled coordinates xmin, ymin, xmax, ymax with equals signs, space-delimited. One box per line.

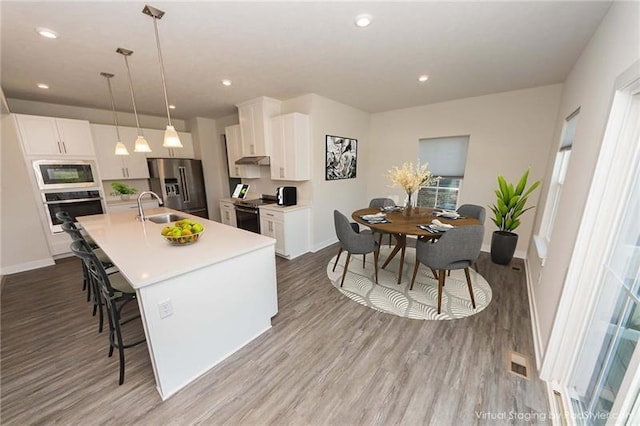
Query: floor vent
xmin=508 ymin=351 xmax=530 ymax=380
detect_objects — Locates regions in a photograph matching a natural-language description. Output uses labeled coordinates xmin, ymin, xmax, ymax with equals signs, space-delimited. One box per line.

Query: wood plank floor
xmin=1 ymin=244 xmax=550 ymax=425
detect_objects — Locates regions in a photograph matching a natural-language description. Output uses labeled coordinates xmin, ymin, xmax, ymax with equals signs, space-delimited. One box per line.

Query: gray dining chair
xmin=456 ymin=204 xmax=486 ymax=272
xmin=410 ymin=225 xmax=484 ymax=314
xmin=333 ymin=210 xmax=380 ymax=287
xmin=369 ymin=198 xmax=395 ymax=246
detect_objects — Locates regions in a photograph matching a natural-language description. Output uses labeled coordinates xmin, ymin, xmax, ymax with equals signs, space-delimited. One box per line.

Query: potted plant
xmin=110 ymin=182 xmax=137 ymax=200
xmin=489 ymin=168 xmax=541 ymax=265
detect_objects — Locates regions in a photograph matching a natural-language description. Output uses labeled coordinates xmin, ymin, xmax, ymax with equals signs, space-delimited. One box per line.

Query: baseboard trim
xmin=524 ymin=257 xmax=544 ymax=372
xmin=1 ymin=257 xmax=55 ymax=275
xmin=311 ymin=237 xmax=338 ymax=253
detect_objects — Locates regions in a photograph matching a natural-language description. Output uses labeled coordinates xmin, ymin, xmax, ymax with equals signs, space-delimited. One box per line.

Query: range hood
xmin=235 ymin=156 xmax=270 ymax=165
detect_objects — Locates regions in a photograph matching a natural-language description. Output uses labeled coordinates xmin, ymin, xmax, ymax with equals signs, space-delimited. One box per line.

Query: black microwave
xmin=33 ymin=160 xmax=98 ymax=190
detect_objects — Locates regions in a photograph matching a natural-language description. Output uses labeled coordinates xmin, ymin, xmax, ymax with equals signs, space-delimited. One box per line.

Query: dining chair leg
xmin=340 ymin=252 xmax=352 ymax=287
xmin=410 ymin=261 xmax=420 ymax=291
xmin=378 ymin=233 xmax=383 ymax=247
xmin=474 ymin=261 xmax=479 ymax=273
xmin=464 ymin=267 xmax=476 ymax=309
xmin=388 ymin=234 xmax=392 ymax=247
xmin=430 ymin=268 xmax=438 ymax=279
xmin=363 ymin=254 xmax=366 ymax=268
xmin=333 ymin=247 xmax=343 ymax=272
xmin=437 ymin=270 xmax=445 ymax=314
xmin=373 ymin=249 xmax=379 ymax=284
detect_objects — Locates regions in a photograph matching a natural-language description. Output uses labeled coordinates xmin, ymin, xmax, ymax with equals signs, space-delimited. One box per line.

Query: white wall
xmin=528 ymin=1 xmax=640 ymax=356
xmin=1 ymin=113 xmax=54 ymax=275
xmin=187 ymin=116 xmax=232 ymax=221
xmin=307 ymin=94 xmax=371 ymax=250
xmin=368 ymin=85 xmax=563 ymax=257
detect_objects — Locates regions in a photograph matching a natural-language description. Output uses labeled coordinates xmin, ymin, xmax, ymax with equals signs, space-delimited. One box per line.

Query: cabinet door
xmin=145 ymin=128 xmax=193 ymax=158
xmin=238 ymin=104 xmax=257 ymax=156
xmin=171 ymin=132 xmax=194 ymax=158
xmin=119 ymin=127 xmax=149 ymax=179
xmin=91 ymin=124 xmax=127 ymax=180
xmin=273 ymin=219 xmax=286 ymax=255
xmin=15 ymin=114 xmax=62 ymax=155
xmin=270 ymin=116 xmax=286 ymax=180
xmin=55 ymin=118 xmax=95 ymax=156
xmin=225 ymin=125 xmax=242 ymax=178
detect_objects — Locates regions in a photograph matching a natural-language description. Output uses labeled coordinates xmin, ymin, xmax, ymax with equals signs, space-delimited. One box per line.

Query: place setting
xmin=417 ymin=218 xmax=455 ymax=233
xmin=359 ymin=212 xmax=391 ymax=224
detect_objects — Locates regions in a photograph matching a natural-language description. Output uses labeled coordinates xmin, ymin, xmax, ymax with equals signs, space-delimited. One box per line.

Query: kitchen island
xmin=77 ymin=207 xmax=277 ymax=400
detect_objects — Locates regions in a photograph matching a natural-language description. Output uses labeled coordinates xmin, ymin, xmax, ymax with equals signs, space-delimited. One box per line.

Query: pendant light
xmin=116 ymin=47 xmax=152 ymax=153
xmin=143 ymin=4 xmax=182 ymax=148
xmin=101 ymin=72 xmax=129 ymax=156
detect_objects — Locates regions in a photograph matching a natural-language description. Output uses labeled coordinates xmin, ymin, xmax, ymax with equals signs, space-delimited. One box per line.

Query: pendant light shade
xmin=101 ymin=72 xmax=129 ymax=156
xmin=117 ymin=47 xmax=152 ymax=153
xmin=143 ymin=4 xmax=183 ymax=149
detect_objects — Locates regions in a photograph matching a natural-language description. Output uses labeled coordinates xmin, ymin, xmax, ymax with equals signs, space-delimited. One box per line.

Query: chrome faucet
xmin=136 ymin=191 xmax=164 ymax=221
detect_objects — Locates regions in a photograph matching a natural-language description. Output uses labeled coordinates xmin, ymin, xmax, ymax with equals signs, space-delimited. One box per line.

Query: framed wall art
xmin=325 ymin=135 xmax=357 ymax=180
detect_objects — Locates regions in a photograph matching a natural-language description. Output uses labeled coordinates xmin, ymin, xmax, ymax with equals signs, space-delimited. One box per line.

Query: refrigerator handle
xmin=178 ymin=166 xmax=191 ymax=203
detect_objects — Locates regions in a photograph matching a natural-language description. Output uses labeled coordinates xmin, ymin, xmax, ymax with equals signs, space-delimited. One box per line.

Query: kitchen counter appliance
xmin=276 ymin=186 xmax=297 ymax=206
xmin=148 ymin=158 xmax=208 ymax=218
xmin=234 ymin=194 xmax=276 ymax=234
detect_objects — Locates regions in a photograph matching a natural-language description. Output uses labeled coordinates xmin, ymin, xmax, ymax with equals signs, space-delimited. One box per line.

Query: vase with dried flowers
xmin=386 ymin=161 xmax=440 ymax=213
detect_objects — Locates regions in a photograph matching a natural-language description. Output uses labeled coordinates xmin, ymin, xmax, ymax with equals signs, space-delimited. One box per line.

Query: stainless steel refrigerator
xmin=148 ymin=158 xmax=209 ymax=218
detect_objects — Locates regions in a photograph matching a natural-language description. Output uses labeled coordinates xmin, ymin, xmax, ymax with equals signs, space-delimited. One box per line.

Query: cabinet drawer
xmin=259 ymin=209 xmax=284 ymax=222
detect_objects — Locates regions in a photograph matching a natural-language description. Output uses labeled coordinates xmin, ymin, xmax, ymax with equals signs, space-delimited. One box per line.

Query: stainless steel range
xmin=234 ymin=195 xmax=276 ymax=234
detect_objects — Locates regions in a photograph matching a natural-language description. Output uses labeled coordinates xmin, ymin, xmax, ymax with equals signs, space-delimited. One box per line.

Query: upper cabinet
xmin=225 ymin=125 xmax=260 ymax=179
xmin=90 ymin=124 xmax=149 ymax=180
xmin=237 ymin=97 xmax=281 ymax=156
xmin=14 ymin=114 xmax=95 ymax=157
xmin=270 ymin=113 xmax=310 ymax=181
xmin=145 ymin=128 xmax=194 ymax=159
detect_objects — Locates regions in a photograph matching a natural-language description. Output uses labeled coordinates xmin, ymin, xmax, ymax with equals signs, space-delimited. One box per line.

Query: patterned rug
xmin=327 ymin=246 xmax=492 ymax=320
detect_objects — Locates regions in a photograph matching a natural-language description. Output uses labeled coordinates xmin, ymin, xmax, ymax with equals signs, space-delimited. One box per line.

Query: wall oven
xmin=33 ymin=159 xmax=98 ymax=190
xmin=43 ymin=189 xmax=104 ymax=233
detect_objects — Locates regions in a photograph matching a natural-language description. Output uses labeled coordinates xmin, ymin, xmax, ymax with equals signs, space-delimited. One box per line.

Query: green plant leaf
xmin=515 ymin=168 xmax=530 ymax=195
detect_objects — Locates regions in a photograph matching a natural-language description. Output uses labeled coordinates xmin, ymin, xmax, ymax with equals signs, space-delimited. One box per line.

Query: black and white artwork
xmin=325 ymin=135 xmax=357 ymax=180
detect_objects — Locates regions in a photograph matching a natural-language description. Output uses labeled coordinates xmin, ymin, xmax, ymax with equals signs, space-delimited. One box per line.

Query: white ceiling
xmin=1 ymin=1 xmax=611 ymax=120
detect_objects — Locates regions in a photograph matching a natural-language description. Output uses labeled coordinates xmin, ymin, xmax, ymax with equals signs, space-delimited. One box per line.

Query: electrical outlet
xmin=158 ymin=299 xmax=173 ymax=319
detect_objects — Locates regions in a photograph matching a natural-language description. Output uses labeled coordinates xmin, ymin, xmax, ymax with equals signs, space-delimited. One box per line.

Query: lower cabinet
xmin=106 ymin=199 xmax=159 ymax=214
xmin=219 ymin=201 xmax=237 ymax=227
xmin=259 ymin=205 xmax=310 ymax=259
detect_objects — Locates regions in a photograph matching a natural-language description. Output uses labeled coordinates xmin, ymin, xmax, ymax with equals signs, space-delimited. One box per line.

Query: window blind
xmin=418 ymin=135 xmax=470 ymax=177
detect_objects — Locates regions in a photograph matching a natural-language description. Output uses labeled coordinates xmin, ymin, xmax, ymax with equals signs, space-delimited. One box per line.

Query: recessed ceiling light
xmin=169 ymin=104 xmax=176 ymax=109
xmin=36 ymin=28 xmax=58 ymax=39
xmin=221 ymin=79 xmax=232 ymax=86
xmin=418 ymin=75 xmax=429 ymax=83
xmin=354 ymin=14 xmax=372 ymax=28
xmin=37 ymin=83 xmax=49 ymax=89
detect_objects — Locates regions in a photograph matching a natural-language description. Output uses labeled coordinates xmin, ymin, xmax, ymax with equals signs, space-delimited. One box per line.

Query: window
xmin=417 ymin=136 xmax=469 ymax=210
xmin=534 ymin=109 xmax=578 ymax=261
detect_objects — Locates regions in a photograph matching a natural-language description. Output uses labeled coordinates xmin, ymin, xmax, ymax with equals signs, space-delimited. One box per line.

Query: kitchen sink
xmin=146 ymin=214 xmax=186 ymax=224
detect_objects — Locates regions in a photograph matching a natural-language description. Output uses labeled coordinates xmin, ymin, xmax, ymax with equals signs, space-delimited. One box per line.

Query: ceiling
xmin=1 ymin=1 xmax=612 ymax=121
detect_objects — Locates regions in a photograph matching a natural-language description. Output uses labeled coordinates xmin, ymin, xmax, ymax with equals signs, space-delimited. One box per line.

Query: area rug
xmin=327 ymin=246 xmax=492 ymax=320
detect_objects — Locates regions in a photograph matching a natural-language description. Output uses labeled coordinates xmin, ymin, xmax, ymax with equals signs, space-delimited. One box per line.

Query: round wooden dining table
xmin=352 ymin=207 xmax=482 ymax=284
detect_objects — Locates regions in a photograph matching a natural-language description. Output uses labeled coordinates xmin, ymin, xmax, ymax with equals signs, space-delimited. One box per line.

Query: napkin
xmin=431 ymin=219 xmax=454 ymax=230
xmin=436 ymin=210 xmax=460 ymax=219
xmin=362 ymin=212 xmax=387 ymax=220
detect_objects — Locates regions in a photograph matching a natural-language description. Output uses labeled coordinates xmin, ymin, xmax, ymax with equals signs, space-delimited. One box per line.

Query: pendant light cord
xmin=152 ymin=16 xmax=173 ymax=126
xmin=123 ymin=55 xmax=143 ymax=136
xmin=105 ymin=76 xmax=122 ymax=141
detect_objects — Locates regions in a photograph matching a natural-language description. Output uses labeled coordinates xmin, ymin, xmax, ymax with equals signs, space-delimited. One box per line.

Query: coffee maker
xmin=276 ymin=186 xmax=297 ymax=206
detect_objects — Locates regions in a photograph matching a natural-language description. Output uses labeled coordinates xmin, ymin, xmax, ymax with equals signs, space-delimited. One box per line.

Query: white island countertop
xmin=77 ymin=207 xmax=275 ymax=289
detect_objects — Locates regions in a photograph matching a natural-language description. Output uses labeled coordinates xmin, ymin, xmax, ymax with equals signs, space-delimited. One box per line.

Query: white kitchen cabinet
xmin=259 ymin=205 xmax=310 ymax=259
xmin=270 ymin=113 xmax=310 ymax=181
xmin=15 ymin=114 xmax=95 ymax=157
xmin=236 ymin=97 xmax=281 ymax=157
xmin=91 ymin=124 xmax=149 ymax=180
xmin=145 ymin=128 xmax=195 ymax=159
xmin=225 ymin=125 xmax=260 ymax=179
xmin=219 ymin=200 xmax=237 ymax=227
